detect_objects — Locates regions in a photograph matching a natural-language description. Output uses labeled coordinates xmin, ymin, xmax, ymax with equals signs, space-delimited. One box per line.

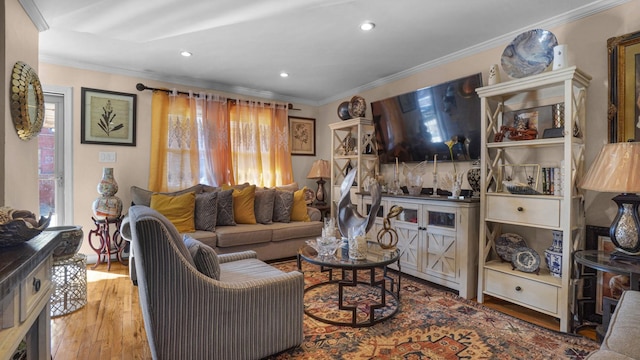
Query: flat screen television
xmin=371 ymin=73 xmax=483 ymax=164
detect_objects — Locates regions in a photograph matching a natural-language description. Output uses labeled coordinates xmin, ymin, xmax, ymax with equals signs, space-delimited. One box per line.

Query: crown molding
xmin=19 ymin=0 xmax=49 ymax=31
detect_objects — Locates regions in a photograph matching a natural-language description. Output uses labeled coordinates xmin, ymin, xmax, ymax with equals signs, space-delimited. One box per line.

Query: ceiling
xmin=24 ymin=0 xmax=624 ymax=105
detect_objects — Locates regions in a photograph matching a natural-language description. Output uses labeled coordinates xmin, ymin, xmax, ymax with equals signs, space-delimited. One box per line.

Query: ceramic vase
xmin=488 ymin=64 xmax=501 ymax=85
xmin=466 ymin=165 xmax=481 ymax=197
xmin=45 ymin=225 xmax=83 ymax=260
xmin=553 ymin=44 xmax=567 ymax=70
xmin=92 ymin=167 xmax=123 ymax=220
xmin=544 ymin=230 xmax=563 ymax=277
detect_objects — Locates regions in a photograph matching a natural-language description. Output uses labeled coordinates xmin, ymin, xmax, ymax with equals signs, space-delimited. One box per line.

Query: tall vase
xmin=544 ymin=230 xmax=563 ymax=278
xmin=92 ymin=167 xmax=123 ymax=220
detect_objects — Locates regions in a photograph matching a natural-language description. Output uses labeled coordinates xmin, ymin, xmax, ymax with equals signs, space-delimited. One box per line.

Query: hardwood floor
xmin=51 ymin=262 xmax=594 ymax=359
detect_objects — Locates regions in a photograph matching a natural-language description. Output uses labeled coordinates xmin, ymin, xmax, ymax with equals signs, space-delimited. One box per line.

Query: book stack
xmin=541 ymin=164 xmax=564 ymax=196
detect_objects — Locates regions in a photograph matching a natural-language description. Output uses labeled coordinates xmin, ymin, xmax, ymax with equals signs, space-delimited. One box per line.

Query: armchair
xmin=123 ymin=205 xmax=304 ymax=360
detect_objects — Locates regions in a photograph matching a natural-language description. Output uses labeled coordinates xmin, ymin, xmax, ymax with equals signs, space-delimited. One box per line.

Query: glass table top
xmin=299 ymin=241 xmax=400 ymax=269
xmin=574 ymin=250 xmax=640 ymax=275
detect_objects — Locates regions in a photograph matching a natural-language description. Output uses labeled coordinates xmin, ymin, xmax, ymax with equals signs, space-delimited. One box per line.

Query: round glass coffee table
xmin=297 ymin=241 xmax=401 ymax=327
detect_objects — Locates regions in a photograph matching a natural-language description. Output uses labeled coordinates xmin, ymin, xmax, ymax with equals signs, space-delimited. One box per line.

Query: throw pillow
xmin=276 ymin=182 xmax=299 ymax=193
xmin=131 ymin=184 xmax=201 ymax=207
xmin=291 ymin=187 xmax=311 ymax=222
xmin=254 ymin=188 xmax=275 ymax=224
xmin=215 ymin=189 xmax=236 ymax=226
xmin=150 ymin=192 xmax=196 ymax=233
xmin=231 ymin=185 xmax=256 ymax=224
xmin=272 ymin=189 xmax=294 ymax=223
xmin=183 ymin=235 xmax=220 ymax=280
xmin=194 ymin=191 xmax=218 ymax=231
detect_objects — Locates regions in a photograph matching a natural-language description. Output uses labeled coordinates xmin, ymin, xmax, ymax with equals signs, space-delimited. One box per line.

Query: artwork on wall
xmin=608 ymin=29 xmax=640 ymax=143
xmin=289 ymin=116 xmax=315 ymax=156
xmin=596 ymin=231 xmax=630 ymax=314
xmin=81 ymin=87 xmax=137 ymax=146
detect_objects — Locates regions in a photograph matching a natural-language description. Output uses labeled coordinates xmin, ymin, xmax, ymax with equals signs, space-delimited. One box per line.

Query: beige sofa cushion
xmin=131 ymin=184 xmax=203 ymax=206
xmin=185 ymin=230 xmax=218 ymax=248
xmin=271 ymin=221 xmax=323 ymax=242
xmin=215 ymin=224 xmax=272 ymax=247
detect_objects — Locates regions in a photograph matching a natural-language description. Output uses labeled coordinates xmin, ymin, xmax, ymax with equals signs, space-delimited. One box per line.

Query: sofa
xmin=585 ymin=290 xmax=640 ymax=359
xmin=127 ymin=183 xmax=323 ymax=283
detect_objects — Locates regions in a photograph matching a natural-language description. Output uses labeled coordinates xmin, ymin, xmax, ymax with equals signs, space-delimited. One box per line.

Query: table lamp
xmin=580 ymin=142 xmax=640 ymax=259
xmin=307 ymin=159 xmax=330 ymax=206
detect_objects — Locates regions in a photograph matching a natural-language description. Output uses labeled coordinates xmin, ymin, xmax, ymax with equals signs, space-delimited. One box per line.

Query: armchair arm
xmin=307 ymin=206 xmax=321 ymax=221
xmin=218 ymin=250 xmax=258 ymax=263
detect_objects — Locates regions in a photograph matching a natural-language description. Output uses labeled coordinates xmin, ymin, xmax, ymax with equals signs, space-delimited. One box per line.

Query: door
xmin=39 ymin=86 xmax=73 ymax=225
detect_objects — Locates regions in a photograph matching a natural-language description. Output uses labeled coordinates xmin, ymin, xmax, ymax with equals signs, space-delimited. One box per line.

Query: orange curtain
xmin=229 ymin=101 xmax=292 ymax=187
xmin=148 ymin=91 xmax=199 ymax=192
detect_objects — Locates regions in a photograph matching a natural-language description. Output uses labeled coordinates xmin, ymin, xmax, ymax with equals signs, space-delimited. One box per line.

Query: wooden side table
xmin=310 ymin=203 xmax=331 ymax=219
xmin=88 ymin=216 xmax=127 ymax=270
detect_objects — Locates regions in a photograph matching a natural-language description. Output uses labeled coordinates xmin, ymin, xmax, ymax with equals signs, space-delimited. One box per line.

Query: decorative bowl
xmin=348 ymin=96 xmax=366 ymax=118
xmin=0 ymin=214 xmax=51 ymax=247
xmin=306 ymin=237 xmax=341 ymax=257
xmin=337 ymin=101 xmax=351 ymax=120
xmin=501 ymin=29 xmax=557 ymax=78
xmin=45 ymin=225 xmax=84 ymax=260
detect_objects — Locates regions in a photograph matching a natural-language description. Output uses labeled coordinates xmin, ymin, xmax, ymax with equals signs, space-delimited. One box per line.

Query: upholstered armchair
xmin=122 ymin=205 xmax=304 ymax=360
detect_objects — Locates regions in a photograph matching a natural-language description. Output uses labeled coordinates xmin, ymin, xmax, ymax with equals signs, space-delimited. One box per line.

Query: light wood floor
xmin=50 ymin=262 xmax=593 ymax=359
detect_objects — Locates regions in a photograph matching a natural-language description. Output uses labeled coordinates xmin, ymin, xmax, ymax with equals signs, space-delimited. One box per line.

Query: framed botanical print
xmin=81 ymin=87 xmax=137 ymax=146
xmin=289 ymin=116 xmax=315 ymax=156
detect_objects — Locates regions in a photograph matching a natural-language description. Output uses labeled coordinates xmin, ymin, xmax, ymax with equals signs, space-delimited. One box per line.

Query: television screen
xmin=372 ymin=73 xmax=483 ymax=164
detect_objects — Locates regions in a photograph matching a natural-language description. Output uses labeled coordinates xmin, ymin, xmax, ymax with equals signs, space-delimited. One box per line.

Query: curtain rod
xmin=135 ymin=83 xmax=299 ymax=110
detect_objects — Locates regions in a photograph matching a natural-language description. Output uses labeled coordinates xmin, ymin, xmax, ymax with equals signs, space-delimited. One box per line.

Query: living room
xmin=2 ymin=0 xmax=640 ymax=359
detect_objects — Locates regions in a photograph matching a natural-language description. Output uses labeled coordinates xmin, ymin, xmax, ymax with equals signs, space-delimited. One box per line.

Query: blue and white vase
xmin=544 ymin=230 xmax=563 ymax=277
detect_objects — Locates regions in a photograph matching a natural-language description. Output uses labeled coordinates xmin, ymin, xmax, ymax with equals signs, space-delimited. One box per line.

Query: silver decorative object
xmin=337 ymin=169 xmax=380 ymax=238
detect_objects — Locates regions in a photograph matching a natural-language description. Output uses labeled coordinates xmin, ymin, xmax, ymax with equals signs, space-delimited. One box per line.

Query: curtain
xmin=148 ymin=91 xmax=199 ymax=192
xmin=229 ymin=101 xmax=292 ymax=187
xmin=197 ymin=94 xmax=234 ymax=186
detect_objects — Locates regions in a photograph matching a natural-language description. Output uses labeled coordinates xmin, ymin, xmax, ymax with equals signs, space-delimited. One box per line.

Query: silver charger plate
xmin=495 ymin=232 xmax=527 ymax=262
xmin=501 ymin=29 xmax=557 ymax=78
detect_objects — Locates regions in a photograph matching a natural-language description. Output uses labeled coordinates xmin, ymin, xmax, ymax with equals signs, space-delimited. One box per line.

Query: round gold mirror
xmin=10 ymin=61 xmax=44 ymax=141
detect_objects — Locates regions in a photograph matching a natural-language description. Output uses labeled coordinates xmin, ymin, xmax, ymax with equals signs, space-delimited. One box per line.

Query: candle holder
xmin=431 ymin=172 xmax=439 ymax=197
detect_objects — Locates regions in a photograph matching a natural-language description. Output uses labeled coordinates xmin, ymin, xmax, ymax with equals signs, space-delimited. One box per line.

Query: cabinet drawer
xmin=486 ymin=196 xmax=560 ymax=227
xmin=484 ymin=268 xmax=558 ymax=314
xmin=19 ymin=256 xmax=52 ymax=322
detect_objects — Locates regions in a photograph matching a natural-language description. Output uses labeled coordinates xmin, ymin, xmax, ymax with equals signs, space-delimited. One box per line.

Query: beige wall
xmin=2 ymin=0 xmax=40 ymax=211
xmin=318 ymin=0 xmax=640 ymax=228
xmin=4 ymin=1 xmax=640 ymax=257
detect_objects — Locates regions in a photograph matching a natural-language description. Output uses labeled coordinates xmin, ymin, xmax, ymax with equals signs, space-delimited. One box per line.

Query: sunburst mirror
xmin=9 ymin=61 xmax=44 ymax=141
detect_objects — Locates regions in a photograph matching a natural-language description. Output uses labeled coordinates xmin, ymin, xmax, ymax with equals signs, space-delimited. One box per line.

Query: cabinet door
xmin=391 ymin=201 xmax=421 ymax=271
xmin=423 ymin=206 xmax=457 ymax=281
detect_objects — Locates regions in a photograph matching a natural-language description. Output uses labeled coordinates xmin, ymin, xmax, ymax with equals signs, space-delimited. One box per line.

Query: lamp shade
xmin=307 ymin=159 xmax=330 ymax=179
xmin=580 ymin=142 xmax=640 ymax=193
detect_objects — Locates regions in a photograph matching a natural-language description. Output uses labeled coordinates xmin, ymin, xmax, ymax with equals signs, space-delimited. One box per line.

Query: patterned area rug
xmin=265 ymin=260 xmax=599 ymax=360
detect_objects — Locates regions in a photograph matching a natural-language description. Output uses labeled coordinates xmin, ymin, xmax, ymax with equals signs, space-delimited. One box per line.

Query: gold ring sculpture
xmin=377 ymin=205 xmax=404 ymax=249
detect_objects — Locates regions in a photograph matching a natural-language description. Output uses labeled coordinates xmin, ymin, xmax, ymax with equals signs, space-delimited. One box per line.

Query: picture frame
xmin=289 ymin=116 xmax=315 ymax=156
xmin=608 ymin=30 xmax=640 ymax=143
xmin=596 ymin=231 xmax=630 ymax=315
xmin=81 ymin=87 xmax=137 ymax=146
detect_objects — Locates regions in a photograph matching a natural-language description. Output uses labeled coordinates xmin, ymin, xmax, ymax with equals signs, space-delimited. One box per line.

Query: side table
xmin=51 ymin=253 xmax=87 ymax=317
xmin=88 ymin=216 xmax=127 ymax=270
xmin=573 ymin=250 xmax=640 ymax=339
xmin=310 ymin=203 xmax=330 ymax=219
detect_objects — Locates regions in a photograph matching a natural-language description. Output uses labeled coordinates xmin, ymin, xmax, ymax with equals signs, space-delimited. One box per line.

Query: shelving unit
xmin=476 ymin=66 xmax=591 ymax=332
xmin=329 ymin=118 xmax=378 ymax=217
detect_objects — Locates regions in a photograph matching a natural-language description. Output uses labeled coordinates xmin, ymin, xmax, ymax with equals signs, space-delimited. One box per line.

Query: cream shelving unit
xmin=476 ymin=66 xmax=591 ymax=332
xmin=329 ymin=118 xmax=378 ymax=217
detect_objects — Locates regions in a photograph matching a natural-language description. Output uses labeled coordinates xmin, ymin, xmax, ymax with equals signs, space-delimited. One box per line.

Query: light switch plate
xmin=99 ymin=152 xmax=116 ymax=162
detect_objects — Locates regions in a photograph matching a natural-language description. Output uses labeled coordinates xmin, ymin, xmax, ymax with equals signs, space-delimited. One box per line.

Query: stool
xmin=88 ymin=215 xmax=127 ymax=270
xmin=51 ymin=253 xmax=87 ymax=317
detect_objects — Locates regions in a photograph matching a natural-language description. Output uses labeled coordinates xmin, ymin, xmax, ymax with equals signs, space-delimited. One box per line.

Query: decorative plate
xmin=495 ymin=232 xmax=527 ymax=262
xmin=337 ymin=101 xmax=351 ymax=120
xmin=348 ymin=96 xmax=366 ymax=118
xmin=511 ymin=247 xmax=541 ymax=273
xmin=501 ymin=29 xmax=557 ymax=78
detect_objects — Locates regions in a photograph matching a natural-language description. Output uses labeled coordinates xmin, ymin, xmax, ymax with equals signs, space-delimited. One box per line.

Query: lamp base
xmin=610 ymin=250 xmax=640 ymax=263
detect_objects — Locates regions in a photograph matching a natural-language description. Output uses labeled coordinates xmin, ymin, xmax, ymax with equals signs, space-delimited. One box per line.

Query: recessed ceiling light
xmin=280 ymin=72 xmax=289 ymax=78
xmin=360 ymin=22 xmax=375 ymax=31
xmin=180 ymin=51 xmax=192 ymax=57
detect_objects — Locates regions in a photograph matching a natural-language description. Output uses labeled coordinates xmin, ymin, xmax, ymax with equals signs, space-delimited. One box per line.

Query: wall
xmin=2 ymin=0 xmax=40 ymax=211
xmin=317 ymin=1 xmax=640 ymax=228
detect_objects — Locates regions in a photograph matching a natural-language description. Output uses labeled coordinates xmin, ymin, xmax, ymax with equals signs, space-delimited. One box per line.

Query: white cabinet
xmin=476 ymin=66 xmax=591 ymax=332
xmin=329 ymin=118 xmax=378 ymax=218
xmin=362 ymin=194 xmax=479 ymax=299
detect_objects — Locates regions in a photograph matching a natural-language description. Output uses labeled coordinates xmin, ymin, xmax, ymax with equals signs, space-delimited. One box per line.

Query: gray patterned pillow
xmin=195 ymin=191 xmax=218 ymax=231
xmin=183 ymin=235 xmax=220 ymax=280
xmin=216 ymin=189 xmax=236 ymax=226
xmin=272 ymin=190 xmax=293 ymax=223
xmin=254 ymin=188 xmax=275 ymax=224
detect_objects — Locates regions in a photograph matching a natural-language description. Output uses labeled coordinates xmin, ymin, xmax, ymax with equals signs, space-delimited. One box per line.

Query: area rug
xmin=265 ymin=260 xmax=599 ymax=360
